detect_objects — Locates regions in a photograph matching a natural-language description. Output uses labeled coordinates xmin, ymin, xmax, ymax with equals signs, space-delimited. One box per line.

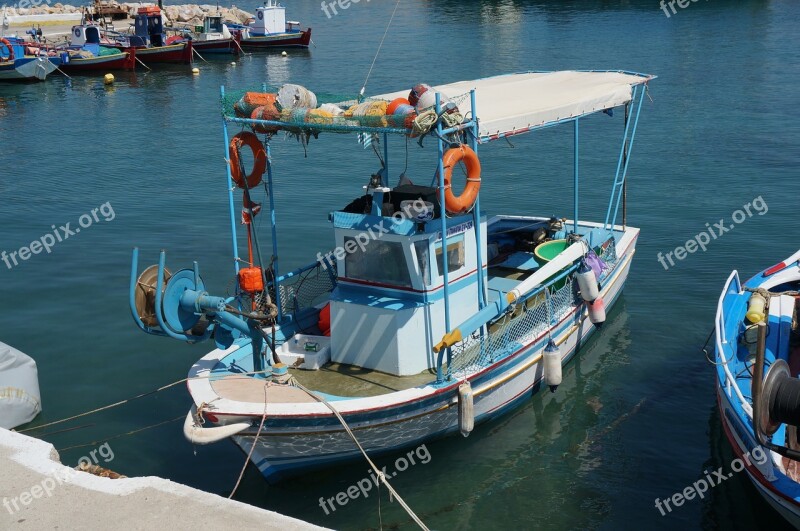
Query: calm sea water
xmin=2 ymin=0 xmax=800 ymax=529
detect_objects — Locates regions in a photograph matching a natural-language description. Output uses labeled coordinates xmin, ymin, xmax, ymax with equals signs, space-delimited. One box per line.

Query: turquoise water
xmin=2 ymin=0 xmax=800 ymax=529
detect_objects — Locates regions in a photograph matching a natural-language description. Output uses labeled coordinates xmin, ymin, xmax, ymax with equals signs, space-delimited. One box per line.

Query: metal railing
xmin=714 ymin=270 xmax=752 ymax=417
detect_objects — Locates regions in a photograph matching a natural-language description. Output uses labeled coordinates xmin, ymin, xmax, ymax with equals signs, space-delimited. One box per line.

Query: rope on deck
xmin=292 ymin=380 xmax=430 ymax=531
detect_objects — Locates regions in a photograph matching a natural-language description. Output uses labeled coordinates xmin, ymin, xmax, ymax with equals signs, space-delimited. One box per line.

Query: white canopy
xmin=373 ymin=70 xmax=653 ymax=143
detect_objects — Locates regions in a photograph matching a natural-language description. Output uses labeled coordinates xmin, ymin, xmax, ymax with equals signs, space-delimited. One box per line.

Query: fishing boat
xmin=105 ymin=6 xmax=192 ymax=65
xmin=129 ymin=70 xmax=654 ymax=482
xmin=0 ymin=37 xmax=56 ymax=81
xmin=36 ymin=24 xmax=136 ymax=73
xmin=714 ymin=250 xmax=800 ymax=526
xmin=167 ymin=15 xmax=240 ymax=55
xmin=228 ymin=1 xmax=311 ymax=49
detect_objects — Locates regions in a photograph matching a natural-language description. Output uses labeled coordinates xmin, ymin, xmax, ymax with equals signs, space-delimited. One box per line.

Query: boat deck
xmin=209 ymin=362 xmax=436 ymax=403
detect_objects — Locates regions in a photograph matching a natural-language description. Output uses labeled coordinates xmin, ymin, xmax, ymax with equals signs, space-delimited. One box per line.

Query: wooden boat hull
xmin=0 ymin=56 xmax=54 ymax=81
xmin=191 ymin=38 xmax=238 ymax=55
xmin=111 ymin=41 xmax=192 ymax=65
xmin=57 ymin=50 xmax=136 ymax=72
xmin=187 ymin=224 xmax=638 ymax=482
xmin=239 ymin=27 xmax=311 ymax=48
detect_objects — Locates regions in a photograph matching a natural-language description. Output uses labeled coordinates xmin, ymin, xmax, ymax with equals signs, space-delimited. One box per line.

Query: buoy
xmin=458 ymin=381 xmax=474 ymax=437
xmin=103 ymin=73 xmax=114 ymax=85
xmin=230 ymin=61 xmax=236 ymax=66
xmin=746 ymin=291 xmax=767 ymax=323
xmin=587 ymin=297 xmax=606 ymax=327
xmin=576 ymin=260 xmax=600 ymax=302
xmin=281 ymin=51 xmax=287 ymax=57
xmin=543 ymin=339 xmax=562 ymax=393
xmin=191 ymin=67 xmax=199 ymax=75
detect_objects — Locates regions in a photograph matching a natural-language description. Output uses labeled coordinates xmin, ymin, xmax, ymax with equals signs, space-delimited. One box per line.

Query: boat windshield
xmin=344 ymin=238 xmax=412 ymax=288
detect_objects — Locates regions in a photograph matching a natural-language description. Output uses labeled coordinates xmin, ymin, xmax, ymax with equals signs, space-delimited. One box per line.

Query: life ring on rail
xmin=438 ymin=144 xmax=481 ymax=214
xmin=229 ymin=132 xmax=266 ymax=189
xmin=0 ymin=38 xmax=14 ymax=62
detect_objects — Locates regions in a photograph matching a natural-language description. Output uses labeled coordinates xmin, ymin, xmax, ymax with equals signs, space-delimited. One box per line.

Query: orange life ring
xmin=438 ymin=145 xmax=481 ymax=214
xmin=0 ymin=38 xmax=14 ymax=62
xmin=229 ymin=132 xmax=266 ymax=189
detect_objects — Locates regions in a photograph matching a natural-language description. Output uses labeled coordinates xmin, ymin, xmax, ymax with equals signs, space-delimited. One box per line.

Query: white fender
xmin=183 ymin=405 xmax=250 ymax=445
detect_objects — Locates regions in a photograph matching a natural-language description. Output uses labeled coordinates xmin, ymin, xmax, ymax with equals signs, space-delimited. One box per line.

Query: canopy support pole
xmin=622 ymin=102 xmax=629 ymax=230
xmin=573 ymin=118 xmax=579 ymax=234
xmin=435 ymin=92 xmax=452 ymax=380
xmin=469 ymin=89 xmax=486 ymax=310
xmin=265 ymin=141 xmax=282 ymax=323
xmin=221 ymin=86 xmax=241 ymax=277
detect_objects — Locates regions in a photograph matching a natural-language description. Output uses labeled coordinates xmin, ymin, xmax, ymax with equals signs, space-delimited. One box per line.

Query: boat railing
xmin=435 ymin=241 xmax=619 ymax=381
xmin=715 ymin=270 xmax=753 ymax=417
xmin=270 ymin=259 xmax=337 ymax=318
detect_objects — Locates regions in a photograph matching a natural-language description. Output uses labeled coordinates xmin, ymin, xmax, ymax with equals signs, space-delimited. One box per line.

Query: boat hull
xmin=192 ymin=39 xmax=238 ymax=55
xmin=239 ymin=28 xmax=311 ymax=48
xmin=57 ymin=51 xmax=135 ymax=72
xmin=0 ymin=56 xmax=54 ymax=81
xmin=112 ymin=42 xmax=192 ymax=65
xmin=222 ymin=232 xmax=637 ymax=482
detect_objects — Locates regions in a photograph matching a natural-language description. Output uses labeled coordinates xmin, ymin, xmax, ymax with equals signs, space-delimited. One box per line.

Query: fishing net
xmin=221 ymin=84 xmax=470 ymax=137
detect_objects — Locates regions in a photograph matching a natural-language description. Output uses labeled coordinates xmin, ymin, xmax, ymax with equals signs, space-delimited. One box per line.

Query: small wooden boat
xmin=0 ymin=38 xmax=55 ymax=81
xmin=168 ymin=15 xmax=241 ymax=55
xmin=105 ymin=6 xmax=192 ymax=65
xmin=229 ymin=1 xmax=311 ymax=49
xmin=34 ymin=24 xmax=136 ymax=73
xmin=715 ymin=250 xmax=800 ymax=526
xmin=129 ymin=70 xmax=655 ymax=483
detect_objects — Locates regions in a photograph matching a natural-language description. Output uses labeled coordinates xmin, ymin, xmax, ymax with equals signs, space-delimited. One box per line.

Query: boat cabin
xmin=326 ymin=184 xmax=486 ymax=376
xmin=250 ymin=0 xmax=286 ymax=35
xmin=70 ymin=25 xmax=101 ymax=54
xmin=196 ymin=15 xmax=230 ymax=41
xmin=133 ymin=6 xmax=165 ymax=47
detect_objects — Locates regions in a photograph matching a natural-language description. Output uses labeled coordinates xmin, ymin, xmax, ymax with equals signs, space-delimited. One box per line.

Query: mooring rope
xmin=292 ymin=380 xmax=429 ymax=531
xmin=57 ymin=414 xmax=184 ymax=452
xmin=18 ymin=370 xmax=271 ymax=433
xmin=359 ymin=0 xmax=402 ymax=99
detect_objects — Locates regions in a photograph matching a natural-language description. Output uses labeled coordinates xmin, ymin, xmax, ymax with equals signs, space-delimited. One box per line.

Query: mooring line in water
xmin=359 ymin=0 xmax=402 ymax=99
xmin=229 ymin=383 xmax=268 ymax=499
xmin=57 ymin=414 xmax=184 ymax=452
xmin=292 ymin=381 xmax=430 ymax=531
xmin=18 ymin=370 xmax=272 ymax=433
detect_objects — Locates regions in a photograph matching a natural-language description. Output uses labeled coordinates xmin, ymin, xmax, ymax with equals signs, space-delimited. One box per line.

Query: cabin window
xmin=413 ymin=240 xmax=431 ymax=286
xmin=344 ymin=238 xmax=412 ymax=287
xmin=435 ymin=234 xmax=465 ymax=275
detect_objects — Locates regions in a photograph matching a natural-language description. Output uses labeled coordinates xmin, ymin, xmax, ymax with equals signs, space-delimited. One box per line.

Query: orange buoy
xmin=229 ymin=132 xmax=266 ymax=189
xmin=238 ymin=266 xmax=264 ymax=293
xmin=387 ymin=97 xmax=411 ymax=115
xmin=437 ymin=145 xmax=481 ymax=214
xmin=251 ymin=103 xmax=280 ymax=134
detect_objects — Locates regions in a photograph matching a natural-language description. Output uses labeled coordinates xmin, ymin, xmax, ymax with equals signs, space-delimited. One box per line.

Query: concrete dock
xmin=0 ymin=428 xmax=326 ymax=530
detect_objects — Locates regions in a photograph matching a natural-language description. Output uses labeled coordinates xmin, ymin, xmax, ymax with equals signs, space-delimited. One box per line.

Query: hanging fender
xmin=229 ymin=132 xmax=266 ymax=189
xmin=437 ymin=145 xmax=481 ymax=214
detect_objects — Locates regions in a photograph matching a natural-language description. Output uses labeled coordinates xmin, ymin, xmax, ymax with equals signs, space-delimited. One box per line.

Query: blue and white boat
xmin=0 ymin=37 xmax=55 ymax=81
xmin=129 ymin=70 xmax=655 ymax=482
xmin=715 ymin=250 xmax=800 ymax=526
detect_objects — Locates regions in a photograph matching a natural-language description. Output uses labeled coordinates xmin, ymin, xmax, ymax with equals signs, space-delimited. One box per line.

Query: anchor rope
xmin=359 ymin=0 xmax=402 ymax=99
xmin=292 ymin=380 xmax=430 ymax=531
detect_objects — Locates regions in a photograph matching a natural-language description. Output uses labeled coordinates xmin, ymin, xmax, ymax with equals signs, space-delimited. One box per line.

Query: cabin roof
xmin=372 ymin=70 xmax=655 ymax=143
